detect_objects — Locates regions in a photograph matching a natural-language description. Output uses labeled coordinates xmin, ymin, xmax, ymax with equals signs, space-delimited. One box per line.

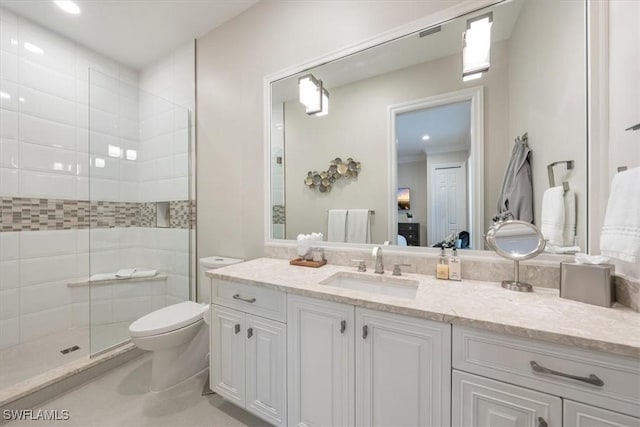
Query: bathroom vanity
xmin=207 ymin=258 xmax=640 ymax=427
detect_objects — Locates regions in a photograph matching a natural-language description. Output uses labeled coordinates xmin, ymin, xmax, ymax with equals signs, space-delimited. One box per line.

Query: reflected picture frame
xmin=397 ymin=187 xmax=411 ymax=210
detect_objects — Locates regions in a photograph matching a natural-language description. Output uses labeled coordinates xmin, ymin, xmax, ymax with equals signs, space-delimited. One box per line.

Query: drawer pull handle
xmin=234 ymin=324 xmax=240 ymax=334
xmin=340 ymin=320 xmax=346 ymax=334
xmin=233 ymin=294 xmax=256 ymax=304
xmin=362 ymin=325 xmax=368 ymax=339
xmin=530 ymin=361 xmax=604 ymax=387
xmin=537 ymin=417 xmax=548 ymax=427
xmin=247 ymin=327 xmax=253 ymax=339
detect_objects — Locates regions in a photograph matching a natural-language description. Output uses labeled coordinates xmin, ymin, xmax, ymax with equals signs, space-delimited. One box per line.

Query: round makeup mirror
xmin=486 ymin=220 xmax=546 ymax=292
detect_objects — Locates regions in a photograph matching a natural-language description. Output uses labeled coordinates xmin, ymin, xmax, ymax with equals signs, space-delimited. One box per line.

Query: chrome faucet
xmin=372 ymin=246 xmax=384 ymax=274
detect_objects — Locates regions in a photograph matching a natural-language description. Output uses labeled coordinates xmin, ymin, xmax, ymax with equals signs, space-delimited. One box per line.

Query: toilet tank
xmin=198 ymin=256 xmax=243 ymax=303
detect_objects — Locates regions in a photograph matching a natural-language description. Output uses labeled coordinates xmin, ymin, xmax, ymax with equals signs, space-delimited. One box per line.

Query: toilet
xmin=128 ymin=256 xmax=243 ymax=392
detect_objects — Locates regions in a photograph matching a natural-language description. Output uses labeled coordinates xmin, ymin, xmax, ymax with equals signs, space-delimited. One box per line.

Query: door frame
xmin=388 ymin=86 xmax=484 ymax=249
xmin=429 ymin=161 xmax=467 ymax=245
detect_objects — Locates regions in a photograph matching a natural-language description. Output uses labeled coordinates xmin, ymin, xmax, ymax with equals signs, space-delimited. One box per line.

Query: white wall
xmin=397 ymin=159 xmax=427 ymax=245
xmin=196 ymin=0 xmax=468 ymax=260
xmin=507 ymin=0 xmax=587 ymax=248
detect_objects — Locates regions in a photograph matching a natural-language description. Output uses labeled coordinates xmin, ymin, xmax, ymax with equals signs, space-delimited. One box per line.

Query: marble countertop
xmin=207 ymin=257 xmax=640 ymax=359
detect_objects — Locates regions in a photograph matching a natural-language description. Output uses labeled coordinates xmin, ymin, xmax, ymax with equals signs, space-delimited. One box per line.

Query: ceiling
xmin=0 ymin=0 xmax=258 ymax=69
xmin=396 ymin=101 xmax=471 ymax=160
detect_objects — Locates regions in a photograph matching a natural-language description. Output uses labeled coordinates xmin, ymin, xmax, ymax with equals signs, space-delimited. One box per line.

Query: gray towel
xmin=496 ymin=136 xmax=534 ymax=223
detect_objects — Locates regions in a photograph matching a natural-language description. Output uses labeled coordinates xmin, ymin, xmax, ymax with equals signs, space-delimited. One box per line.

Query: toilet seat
xmin=129 ymin=301 xmax=206 ymax=338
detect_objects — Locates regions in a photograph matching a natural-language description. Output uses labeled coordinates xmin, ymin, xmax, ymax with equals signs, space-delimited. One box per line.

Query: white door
xmin=431 ymin=162 xmax=467 ymax=244
xmin=452 ymin=370 xmax=562 ymax=427
xmin=287 ymin=295 xmax=355 ymax=427
xmin=564 ymin=400 xmax=640 ymax=427
xmin=356 ymin=308 xmax=451 ymax=427
xmin=210 ymin=305 xmax=245 ymax=406
xmin=245 ymin=314 xmax=287 ymax=427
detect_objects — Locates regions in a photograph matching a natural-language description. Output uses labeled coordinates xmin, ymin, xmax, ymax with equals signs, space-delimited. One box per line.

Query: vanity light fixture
xmin=422 ymin=134 xmax=431 ymax=141
xmin=462 ymin=12 xmax=493 ymax=79
xmin=54 ymin=0 xmax=81 ymax=15
xmin=298 ymin=74 xmax=329 ymax=116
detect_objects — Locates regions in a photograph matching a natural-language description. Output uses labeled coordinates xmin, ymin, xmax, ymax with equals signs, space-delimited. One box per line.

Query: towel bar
xmin=547 ymin=160 xmax=574 ymax=188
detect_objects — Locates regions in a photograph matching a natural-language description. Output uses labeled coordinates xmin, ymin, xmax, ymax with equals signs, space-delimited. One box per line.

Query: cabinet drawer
xmin=564 ymin=400 xmax=640 ymax=427
xmin=211 ymin=278 xmax=286 ymax=322
xmin=453 ymin=326 xmax=640 ymax=418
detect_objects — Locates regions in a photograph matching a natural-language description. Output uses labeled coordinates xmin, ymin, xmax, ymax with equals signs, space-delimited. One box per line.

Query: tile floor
xmin=0 ymin=322 xmax=130 ymax=391
xmin=4 ymin=354 xmax=266 ymax=427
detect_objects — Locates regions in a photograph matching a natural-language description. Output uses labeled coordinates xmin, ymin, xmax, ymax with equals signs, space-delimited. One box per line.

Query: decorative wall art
xmin=304 ymin=157 xmax=361 ymax=193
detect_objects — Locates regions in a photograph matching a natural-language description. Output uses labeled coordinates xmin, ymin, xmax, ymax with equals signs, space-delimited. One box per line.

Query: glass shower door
xmin=88 ymin=69 xmax=191 ymax=354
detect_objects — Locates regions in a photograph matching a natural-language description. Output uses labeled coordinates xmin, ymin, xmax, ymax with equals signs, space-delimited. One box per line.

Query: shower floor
xmin=0 ymin=322 xmax=131 ymax=391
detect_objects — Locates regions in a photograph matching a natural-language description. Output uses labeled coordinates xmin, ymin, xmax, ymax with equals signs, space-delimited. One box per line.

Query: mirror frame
xmin=264 ymin=0 xmax=600 ymax=257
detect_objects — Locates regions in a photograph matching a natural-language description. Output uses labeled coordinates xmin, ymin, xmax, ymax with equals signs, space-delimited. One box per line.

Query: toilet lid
xmin=129 ymin=301 xmax=207 ymax=338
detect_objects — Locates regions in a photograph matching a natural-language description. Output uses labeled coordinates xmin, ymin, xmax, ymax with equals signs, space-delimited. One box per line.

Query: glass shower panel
xmin=88 ymin=69 xmax=191 ymax=355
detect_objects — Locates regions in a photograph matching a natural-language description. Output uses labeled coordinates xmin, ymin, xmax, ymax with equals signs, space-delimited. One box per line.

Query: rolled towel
xmin=116 ymin=268 xmax=136 ymax=279
xmin=131 ymin=269 xmax=158 ymax=279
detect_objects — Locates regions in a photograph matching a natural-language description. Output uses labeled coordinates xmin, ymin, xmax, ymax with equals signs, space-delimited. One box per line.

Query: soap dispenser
xmin=449 ymin=248 xmax=461 ymax=281
xmin=436 ymin=247 xmax=449 ymax=280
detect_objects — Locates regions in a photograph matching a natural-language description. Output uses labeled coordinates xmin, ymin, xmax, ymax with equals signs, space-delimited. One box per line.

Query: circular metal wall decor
xmin=305 ymin=157 xmax=361 ymax=192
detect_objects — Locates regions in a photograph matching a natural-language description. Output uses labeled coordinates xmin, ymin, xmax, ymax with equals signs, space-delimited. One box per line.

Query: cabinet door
xmin=210 ymin=305 xmax=245 ymax=406
xmin=564 ymin=400 xmax=640 ymax=427
xmin=356 ymin=308 xmax=451 ymax=427
xmin=452 ymin=370 xmax=562 ymax=427
xmin=288 ymin=295 xmax=355 ymax=427
xmin=245 ymin=314 xmax=287 ymax=427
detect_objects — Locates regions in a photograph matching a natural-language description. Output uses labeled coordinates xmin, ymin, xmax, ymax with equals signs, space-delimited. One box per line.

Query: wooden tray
xmin=289 ymin=258 xmax=327 ymax=268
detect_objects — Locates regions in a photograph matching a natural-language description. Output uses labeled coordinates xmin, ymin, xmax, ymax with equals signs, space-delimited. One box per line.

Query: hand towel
xmin=327 ymin=209 xmax=348 ymax=242
xmin=562 ymin=189 xmax=576 ymax=246
xmin=540 ymin=186 xmax=565 ymax=246
xmin=346 ymin=209 xmax=371 ymax=244
xmin=600 ymin=167 xmax=640 ymax=263
xmin=116 ymin=268 xmax=136 ymax=279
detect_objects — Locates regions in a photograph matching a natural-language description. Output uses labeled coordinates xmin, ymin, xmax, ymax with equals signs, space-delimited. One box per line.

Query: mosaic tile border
xmin=272 ymin=204 xmax=285 ymax=225
xmin=0 ymin=197 xmax=196 ymax=232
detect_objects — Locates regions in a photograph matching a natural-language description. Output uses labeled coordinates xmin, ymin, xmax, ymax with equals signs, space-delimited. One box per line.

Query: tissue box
xmin=560 ymin=262 xmax=615 ymax=307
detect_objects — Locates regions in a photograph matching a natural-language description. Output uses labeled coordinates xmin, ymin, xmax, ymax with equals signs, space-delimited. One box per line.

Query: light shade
xmin=298 ymin=74 xmax=322 ymax=114
xmin=315 ymin=87 xmax=329 ymax=116
xmin=462 ymin=13 xmax=493 ymax=77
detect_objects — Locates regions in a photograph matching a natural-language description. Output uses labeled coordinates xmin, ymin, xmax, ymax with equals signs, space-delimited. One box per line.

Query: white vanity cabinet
xmin=287 ymin=295 xmax=451 ymax=427
xmin=452 ymin=326 xmax=640 ymax=427
xmin=210 ymin=279 xmax=287 ymax=427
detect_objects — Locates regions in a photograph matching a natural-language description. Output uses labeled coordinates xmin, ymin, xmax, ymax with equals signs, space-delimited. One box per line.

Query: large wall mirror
xmin=268 ymin=0 xmax=587 ymax=253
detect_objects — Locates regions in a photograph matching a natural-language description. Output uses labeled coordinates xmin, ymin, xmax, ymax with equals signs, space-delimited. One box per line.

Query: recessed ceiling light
xmin=24 ymin=42 xmax=44 ymax=55
xmin=54 ymin=0 xmax=81 ymax=15
xmin=422 ymin=135 xmax=431 ymax=141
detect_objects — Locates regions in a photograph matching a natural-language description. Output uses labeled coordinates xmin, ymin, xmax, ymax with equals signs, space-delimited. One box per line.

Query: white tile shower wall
xmin=0 ymin=7 xmax=143 ymax=349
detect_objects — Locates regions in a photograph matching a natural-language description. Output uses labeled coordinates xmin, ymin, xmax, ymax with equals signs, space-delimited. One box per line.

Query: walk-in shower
xmin=0 ymin=6 xmax=194 ymax=399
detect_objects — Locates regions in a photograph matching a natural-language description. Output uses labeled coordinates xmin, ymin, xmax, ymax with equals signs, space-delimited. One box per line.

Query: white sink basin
xmin=320 ymin=272 xmax=418 ymax=299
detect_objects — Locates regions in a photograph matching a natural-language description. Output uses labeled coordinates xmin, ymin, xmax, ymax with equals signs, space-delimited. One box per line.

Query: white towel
xmin=540 ymin=186 xmax=565 ymax=246
xmin=116 ymin=268 xmax=136 ymax=279
xmin=601 ymin=167 xmax=640 ymax=263
xmin=327 ymin=209 xmax=348 ymax=242
xmin=346 ymin=209 xmax=371 ymax=244
xmin=563 ymin=189 xmax=576 ymax=246
xmin=131 ymin=269 xmax=158 ymax=279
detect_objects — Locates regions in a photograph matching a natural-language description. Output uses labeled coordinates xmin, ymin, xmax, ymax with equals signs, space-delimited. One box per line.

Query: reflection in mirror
xmin=269 ymin=0 xmax=586 ymax=253
xmin=486 ymin=220 xmax=546 ymax=292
